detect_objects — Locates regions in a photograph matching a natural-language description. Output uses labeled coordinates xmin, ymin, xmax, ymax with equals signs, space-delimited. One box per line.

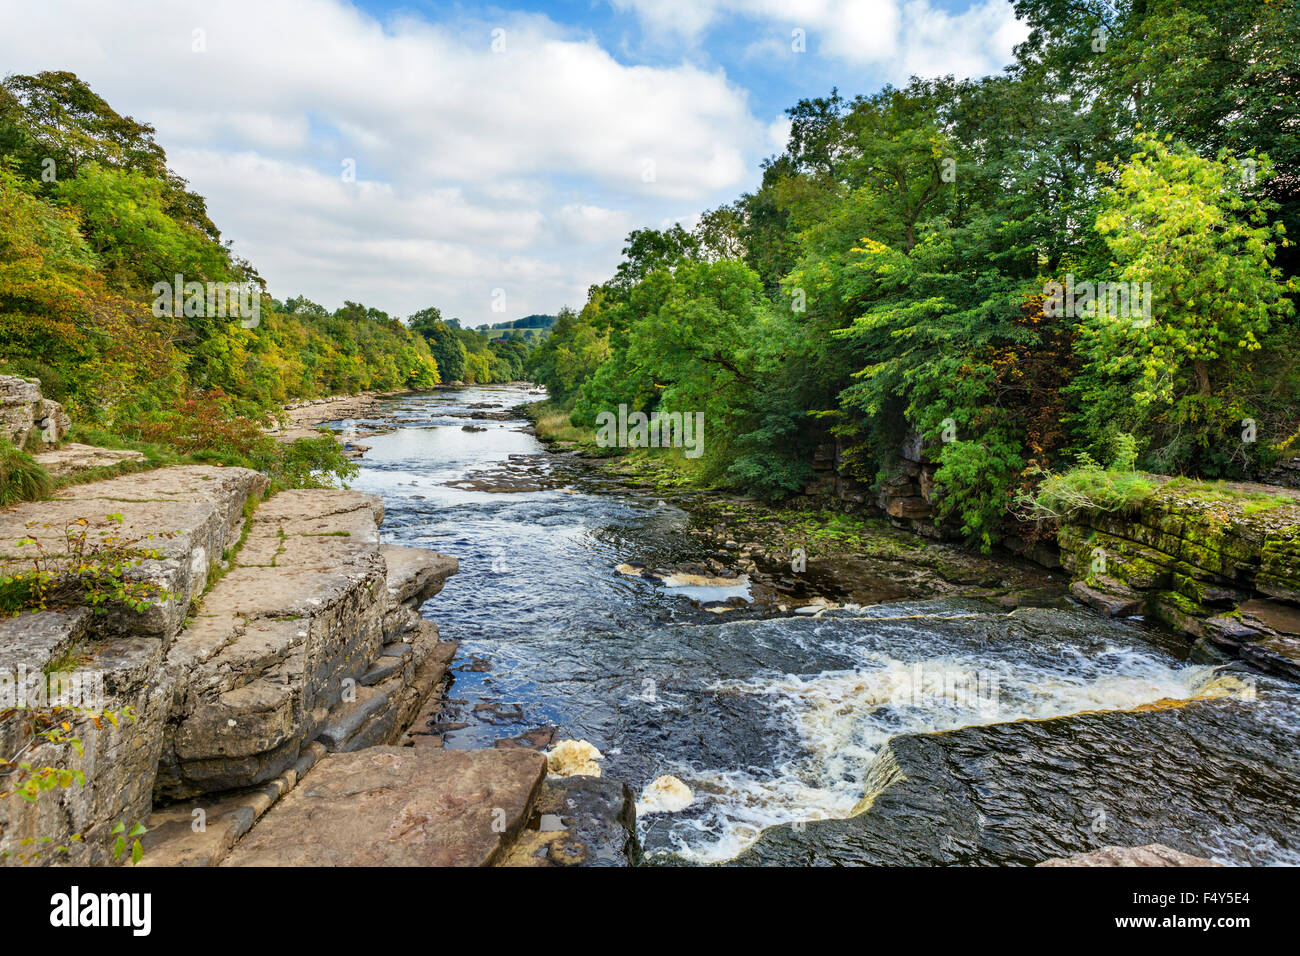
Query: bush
xmin=269 ymin=433 xmax=358 ymax=491
xmin=121 ymin=390 xmax=356 ymax=489
xmin=1027 ymin=455 xmax=1157 ymax=521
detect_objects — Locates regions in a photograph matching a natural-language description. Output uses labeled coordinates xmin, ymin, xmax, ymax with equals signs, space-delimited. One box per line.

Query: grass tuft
xmin=0 ymin=437 xmax=54 ymax=505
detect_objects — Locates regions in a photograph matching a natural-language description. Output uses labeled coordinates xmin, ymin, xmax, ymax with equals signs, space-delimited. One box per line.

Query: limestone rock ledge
xmin=1058 ymin=482 xmax=1300 ymax=680
xmin=0 ymin=466 xmax=269 ymax=865
xmin=0 ymin=466 xmax=458 ymax=866
xmin=154 ymin=491 xmax=458 ymax=800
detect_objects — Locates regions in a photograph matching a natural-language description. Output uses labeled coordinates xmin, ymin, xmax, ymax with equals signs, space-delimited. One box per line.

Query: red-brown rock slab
xmin=1037 ymin=844 xmax=1224 ymax=867
xmin=223 ymin=746 xmax=546 ymax=866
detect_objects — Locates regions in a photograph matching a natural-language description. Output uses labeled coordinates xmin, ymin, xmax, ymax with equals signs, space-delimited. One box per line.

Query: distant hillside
xmin=475 ymin=314 xmax=557 ymax=341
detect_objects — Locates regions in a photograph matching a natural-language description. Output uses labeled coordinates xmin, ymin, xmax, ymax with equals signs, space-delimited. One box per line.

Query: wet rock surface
xmin=500 ymin=775 xmax=639 ymax=867
xmin=736 ymin=695 xmax=1299 ymax=866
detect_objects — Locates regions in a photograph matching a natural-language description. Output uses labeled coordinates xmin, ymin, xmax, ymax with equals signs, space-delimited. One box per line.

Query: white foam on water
xmin=652 ymin=647 xmax=1244 ymax=864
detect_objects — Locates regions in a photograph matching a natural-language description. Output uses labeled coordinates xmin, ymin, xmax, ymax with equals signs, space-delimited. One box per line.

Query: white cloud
xmin=0 ymin=0 xmax=1027 ymax=324
xmin=610 ymin=0 xmax=1026 ymax=79
xmin=555 ymin=204 xmax=631 ymax=245
xmin=0 ymin=0 xmax=767 ymax=320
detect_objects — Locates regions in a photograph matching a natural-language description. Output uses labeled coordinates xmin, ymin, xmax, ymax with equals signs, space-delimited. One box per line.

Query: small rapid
xmin=337 ymin=385 xmax=1299 ymax=865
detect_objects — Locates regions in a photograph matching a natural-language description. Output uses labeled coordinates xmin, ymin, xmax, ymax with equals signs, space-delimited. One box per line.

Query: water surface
xmin=338 ymin=385 xmax=1299 ymax=865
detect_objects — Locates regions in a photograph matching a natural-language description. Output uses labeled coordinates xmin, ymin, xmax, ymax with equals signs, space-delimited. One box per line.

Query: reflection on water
xmin=344 ymin=385 xmax=1299 ymax=865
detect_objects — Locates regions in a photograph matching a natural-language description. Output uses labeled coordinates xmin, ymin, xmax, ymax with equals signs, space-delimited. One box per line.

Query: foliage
xmin=0 ymin=513 xmax=175 ymax=615
xmin=526 ymin=1 xmax=1299 ymax=545
xmin=0 ymin=72 xmax=451 ymax=485
xmin=125 ymin=388 xmax=357 ymax=489
xmin=1025 ymin=453 xmax=1159 ymax=522
xmin=1087 ymin=135 xmax=1294 ymax=406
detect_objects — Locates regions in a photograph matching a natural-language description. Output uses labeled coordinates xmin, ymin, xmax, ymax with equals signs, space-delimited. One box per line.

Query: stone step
xmin=136 ymin=743 xmax=327 ymax=867
xmin=1 ymin=459 xmax=460 ymax=866
xmin=222 ymin=746 xmax=547 ymax=866
xmin=316 ymin=622 xmax=456 ymax=752
xmin=380 ymin=544 xmax=458 ymax=642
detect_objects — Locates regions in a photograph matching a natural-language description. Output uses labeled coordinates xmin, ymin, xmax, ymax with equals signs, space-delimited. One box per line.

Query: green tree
xmin=1088 ymin=135 xmax=1294 ymax=405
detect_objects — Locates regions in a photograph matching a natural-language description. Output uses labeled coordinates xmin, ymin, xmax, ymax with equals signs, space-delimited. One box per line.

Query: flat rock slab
xmin=0 ymin=465 xmax=267 ymax=639
xmin=34 ymin=443 xmax=147 ymax=478
xmin=224 ymin=746 xmax=546 ymax=866
xmin=1038 ymin=844 xmax=1223 ymax=867
xmin=1239 ymin=598 xmax=1300 ymax=636
xmin=380 ymin=544 xmax=458 ymax=607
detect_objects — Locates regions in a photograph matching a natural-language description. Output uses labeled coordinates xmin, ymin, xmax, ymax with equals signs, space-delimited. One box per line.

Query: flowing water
xmin=336 ymin=385 xmax=1300 ymax=866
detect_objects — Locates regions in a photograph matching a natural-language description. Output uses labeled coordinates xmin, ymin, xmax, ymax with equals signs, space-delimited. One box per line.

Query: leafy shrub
xmin=123 ymin=389 xmax=355 ymax=489
xmin=0 ymin=513 xmax=175 ymax=615
xmin=270 ymin=433 xmax=358 ymax=490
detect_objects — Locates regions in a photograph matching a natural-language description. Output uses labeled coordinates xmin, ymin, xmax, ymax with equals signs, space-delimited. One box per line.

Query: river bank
xmin=5 ymin=384 xmax=1297 ymax=867
xmin=521 ymin=399 xmax=1300 ymax=680
xmin=332 ymin=386 xmax=1297 ymax=865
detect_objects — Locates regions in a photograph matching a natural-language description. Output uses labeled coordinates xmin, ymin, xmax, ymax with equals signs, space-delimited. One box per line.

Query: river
xmin=334 ymin=384 xmax=1300 ymax=866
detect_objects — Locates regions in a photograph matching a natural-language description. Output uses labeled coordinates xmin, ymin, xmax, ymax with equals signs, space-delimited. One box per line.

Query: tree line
xmin=527 ymin=0 xmax=1299 ymax=547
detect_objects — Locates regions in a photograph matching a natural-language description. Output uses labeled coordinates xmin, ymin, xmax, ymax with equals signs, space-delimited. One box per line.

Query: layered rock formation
xmin=1058 ymin=481 xmax=1300 ymax=679
xmin=0 ymin=375 xmax=69 ymax=449
xmin=802 ymin=433 xmax=950 ymax=538
xmin=0 ymin=467 xmax=457 ymax=865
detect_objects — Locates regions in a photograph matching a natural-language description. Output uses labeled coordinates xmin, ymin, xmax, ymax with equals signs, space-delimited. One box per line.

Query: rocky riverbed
xmin=5 ymin=381 xmax=1296 ymax=867
xmin=324 ymin=385 xmax=1299 ymax=865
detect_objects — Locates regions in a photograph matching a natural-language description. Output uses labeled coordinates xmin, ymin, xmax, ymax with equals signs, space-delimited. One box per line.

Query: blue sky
xmin=354 ymin=0 xmax=1013 ymax=125
xmin=0 ymin=0 xmax=1027 ymax=323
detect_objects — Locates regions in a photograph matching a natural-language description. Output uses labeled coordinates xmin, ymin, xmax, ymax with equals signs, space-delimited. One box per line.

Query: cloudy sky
xmin=0 ymin=0 xmax=1027 ymax=325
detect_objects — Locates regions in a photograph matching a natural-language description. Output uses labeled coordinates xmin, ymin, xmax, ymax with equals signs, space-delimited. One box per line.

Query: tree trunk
xmin=1193 ymin=359 xmax=1212 ymax=396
